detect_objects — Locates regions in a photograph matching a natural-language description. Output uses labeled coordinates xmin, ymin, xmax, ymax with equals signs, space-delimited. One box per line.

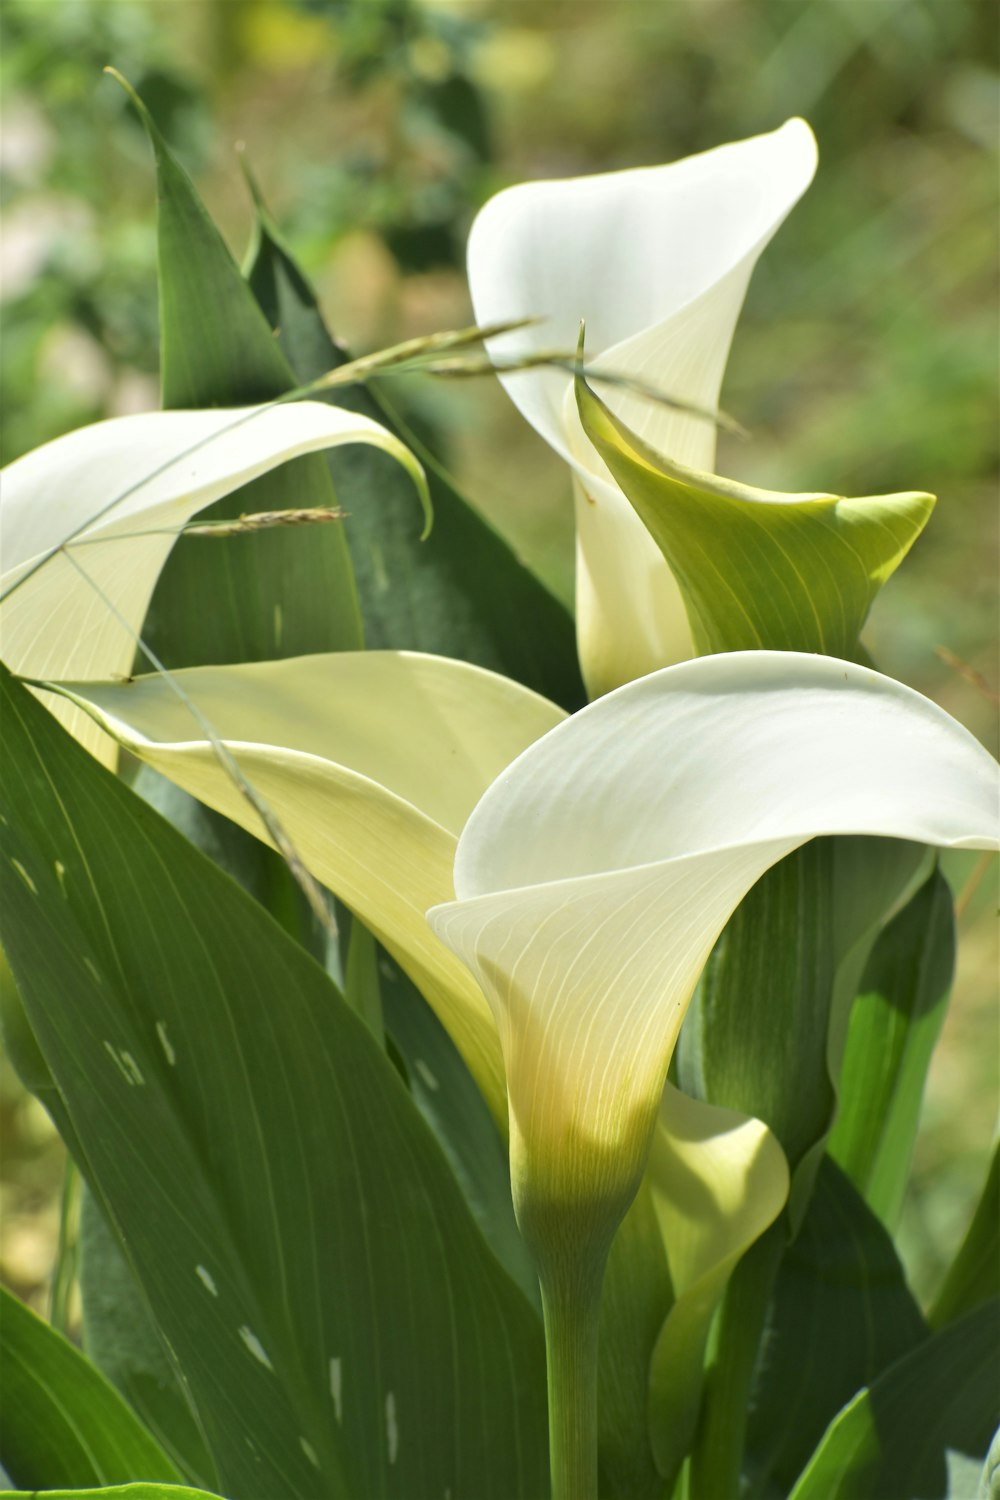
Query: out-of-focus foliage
xmin=1 ymin=0 xmax=996 ymax=1321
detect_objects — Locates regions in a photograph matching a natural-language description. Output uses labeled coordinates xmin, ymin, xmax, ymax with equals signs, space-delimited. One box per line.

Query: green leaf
xmin=111 ymin=73 xmax=364 ymax=670
xmin=0 ymin=1286 xmax=182 ymax=1490
xmin=669 ymin=834 xmax=927 ymax=1496
xmin=379 ymin=953 xmax=539 ymax=1309
xmin=744 ymin=1156 xmax=928 ymax=1500
xmin=6 ymin=1488 xmax=219 ymax=1500
xmin=0 ymin=664 xmax=548 ymax=1499
xmin=78 ymin=1186 xmax=219 ymax=1489
xmin=829 ymin=866 xmax=956 ymax=1229
xmin=244 ymin=184 xmax=586 ymax=711
xmin=931 ymin=1142 xmax=1000 ymax=1330
xmin=678 ymin=837 xmax=927 ymax=1223
xmin=575 ymin=374 xmax=934 ymax=659
xmin=680 ymin=840 xmax=837 ymax=1171
xmin=787 ymin=1299 xmax=1000 ymax=1500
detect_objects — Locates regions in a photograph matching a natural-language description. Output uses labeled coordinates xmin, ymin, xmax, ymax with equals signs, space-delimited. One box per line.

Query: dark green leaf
xmin=744 ymin=1156 xmax=928 ymax=1499
xmin=788 ymin=1299 xmax=1000 ymax=1500
xmin=0 ymin=665 xmax=549 ymax=1499
xmin=244 ymin=186 xmax=586 ymax=711
xmin=379 ymin=952 xmax=539 ymax=1309
xmin=829 ymin=867 xmax=956 ymax=1229
xmin=112 ymin=75 xmax=363 ymax=672
xmin=78 ymin=1186 xmax=218 ymax=1489
xmin=0 ymin=1286 xmax=182 ymax=1490
xmin=931 ymin=1143 xmax=1000 ymax=1330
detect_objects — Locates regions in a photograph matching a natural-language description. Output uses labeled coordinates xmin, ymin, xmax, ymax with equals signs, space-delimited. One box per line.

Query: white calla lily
xmin=54 ymin=650 xmax=566 ymax=1122
xmin=427 ymin=651 xmax=998 ymax=1237
xmin=0 ymin=400 xmax=427 ymax=760
xmin=467 ymin=120 xmax=818 ymax=696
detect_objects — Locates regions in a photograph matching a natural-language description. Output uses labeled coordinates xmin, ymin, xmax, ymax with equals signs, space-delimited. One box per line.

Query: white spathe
xmin=466 ymin=120 xmax=818 ymax=696
xmin=0 ymin=401 xmax=426 ymax=759
xmin=56 ymin=650 xmax=566 ymax=1123
xmin=428 ymin=651 xmax=999 ymax=1220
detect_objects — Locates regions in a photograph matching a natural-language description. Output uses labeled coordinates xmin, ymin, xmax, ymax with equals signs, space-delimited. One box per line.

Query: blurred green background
xmin=1 ymin=0 xmax=996 ymax=1324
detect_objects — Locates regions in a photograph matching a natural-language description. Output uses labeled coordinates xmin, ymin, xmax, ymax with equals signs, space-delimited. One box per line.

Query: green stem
xmin=50 ymin=1155 xmax=80 ymax=1334
xmin=539 ymin=1252 xmax=606 ymax=1500
xmin=688 ymin=1222 xmax=784 ymax=1500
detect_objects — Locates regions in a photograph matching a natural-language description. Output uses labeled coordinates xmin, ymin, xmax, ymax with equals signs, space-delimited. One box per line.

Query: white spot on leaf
xmin=385 ymin=1391 xmax=399 ymax=1464
xmin=119 ymin=1051 xmax=145 ymax=1086
xmin=273 ymin=603 xmax=283 ymax=647
xmin=54 ymin=860 xmax=68 ymax=894
xmin=103 ymin=1041 xmax=139 ymax=1085
xmin=413 ymin=1058 xmax=439 ymax=1091
xmin=11 ymin=859 xmax=37 ymax=894
xmin=299 ymin=1436 xmax=320 ymax=1469
xmin=329 ymin=1356 xmax=343 ymax=1422
xmin=369 ymin=540 xmax=390 ymax=595
xmin=238 ymin=1325 xmax=274 ymax=1370
xmin=195 ymin=1264 xmax=218 ymax=1296
xmin=156 ymin=1020 xmax=177 ymax=1066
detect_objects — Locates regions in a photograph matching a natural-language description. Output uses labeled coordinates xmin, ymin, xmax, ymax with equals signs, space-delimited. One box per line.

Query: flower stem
xmin=688 ymin=1222 xmax=784 ymax=1500
xmin=539 ymin=1251 xmax=606 ymax=1500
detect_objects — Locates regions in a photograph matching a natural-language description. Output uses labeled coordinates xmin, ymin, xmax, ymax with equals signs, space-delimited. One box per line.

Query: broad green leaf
xmin=114 ymin=74 xmax=365 ymax=671
xmin=466 ymin=119 xmax=817 ymax=695
xmin=428 ymin=649 xmax=996 ymax=1257
xmin=0 ymin=665 xmax=549 ymax=1500
xmin=379 ymin=951 xmax=538 ymax=1307
xmin=646 ymin=1088 xmax=788 ymax=1488
xmin=829 ymin=866 xmax=956 ymax=1228
xmin=54 ymin=650 xmax=566 ymax=1125
xmin=744 ymin=1156 xmax=927 ymax=1499
xmin=787 ymin=1299 xmax=999 ymax=1500
xmin=243 ymin=185 xmax=587 ymax=711
xmin=78 ymin=1187 xmax=218 ymax=1489
xmin=576 ymin=373 xmax=934 ymax=660
xmin=0 ymin=1286 xmax=182 ymax=1490
xmin=931 ymin=1142 xmax=1000 ymax=1330
xmin=6 ymin=1489 xmax=219 ymax=1500
xmin=0 ymin=399 xmax=424 ymax=765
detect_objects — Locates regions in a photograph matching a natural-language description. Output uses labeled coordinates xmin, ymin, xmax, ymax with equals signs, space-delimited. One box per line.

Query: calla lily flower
xmin=427 ymin=651 xmax=998 ymax=1240
xmin=57 ymin=650 xmax=998 ymax=1231
xmin=467 ymin=120 xmax=818 ymax=696
xmin=0 ymin=401 xmax=428 ymax=761
xmin=51 ymin=651 xmax=566 ymax=1124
